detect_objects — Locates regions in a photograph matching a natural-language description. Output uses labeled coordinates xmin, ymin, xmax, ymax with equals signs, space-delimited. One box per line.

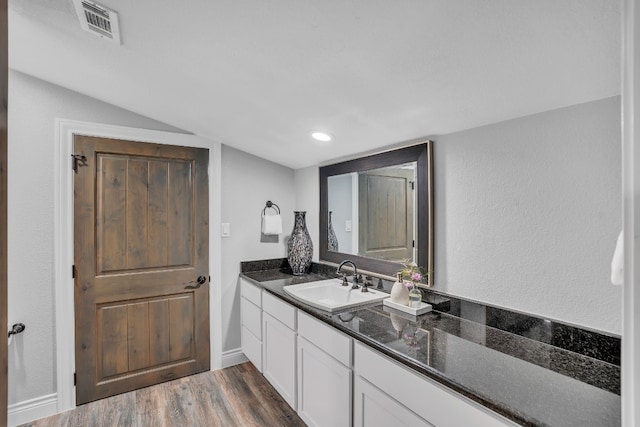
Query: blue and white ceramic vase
xmin=288 ymin=211 xmax=313 ymax=275
xmin=328 ymin=211 xmax=339 ymax=252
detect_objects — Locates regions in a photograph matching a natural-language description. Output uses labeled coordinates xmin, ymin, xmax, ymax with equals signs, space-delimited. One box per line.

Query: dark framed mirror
xmin=319 ymin=141 xmax=433 ymax=283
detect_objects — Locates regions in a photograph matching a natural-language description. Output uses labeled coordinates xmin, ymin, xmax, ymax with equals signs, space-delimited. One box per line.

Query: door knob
xmin=184 ymin=275 xmax=207 ymax=289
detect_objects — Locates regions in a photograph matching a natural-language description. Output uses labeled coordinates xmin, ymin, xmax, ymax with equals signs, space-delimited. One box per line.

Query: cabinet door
xmin=297 ymin=336 xmax=351 ymax=427
xmin=241 ymin=325 xmax=262 ymax=372
xmin=354 ymin=376 xmax=433 ymax=427
xmin=241 ymin=292 xmax=263 ymax=372
xmin=263 ymin=312 xmax=297 ymax=409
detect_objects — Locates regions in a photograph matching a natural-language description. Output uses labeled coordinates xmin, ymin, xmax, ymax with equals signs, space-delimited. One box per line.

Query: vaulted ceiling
xmin=8 ymin=0 xmax=621 ymax=168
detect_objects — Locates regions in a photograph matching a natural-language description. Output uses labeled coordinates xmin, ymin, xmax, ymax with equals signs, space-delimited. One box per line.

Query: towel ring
xmin=262 ymin=201 xmax=280 ymax=215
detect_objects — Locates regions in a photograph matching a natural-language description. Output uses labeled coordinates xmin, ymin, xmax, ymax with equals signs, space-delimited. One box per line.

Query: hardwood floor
xmin=20 ymin=363 xmax=306 ymax=427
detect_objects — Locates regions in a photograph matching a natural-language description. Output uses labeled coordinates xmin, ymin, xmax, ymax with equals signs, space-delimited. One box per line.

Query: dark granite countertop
xmin=240 ymin=259 xmax=621 ymax=427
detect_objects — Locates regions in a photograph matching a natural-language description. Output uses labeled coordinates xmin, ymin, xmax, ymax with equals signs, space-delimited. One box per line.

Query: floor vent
xmin=72 ymin=0 xmax=121 ymax=44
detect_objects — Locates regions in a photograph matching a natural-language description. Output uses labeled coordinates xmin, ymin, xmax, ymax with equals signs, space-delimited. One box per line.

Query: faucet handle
xmin=341 ymin=275 xmax=349 ymax=286
xmin=362 ymin=276 xmax=372 ymax=293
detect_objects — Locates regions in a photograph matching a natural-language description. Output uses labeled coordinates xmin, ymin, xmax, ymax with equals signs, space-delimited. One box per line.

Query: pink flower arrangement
xmin=399 ymin=260 xmax=428 ymax=288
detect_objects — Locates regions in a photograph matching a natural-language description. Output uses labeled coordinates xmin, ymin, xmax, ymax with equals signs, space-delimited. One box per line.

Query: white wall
xmin=220 ymin=145 xmax=295 ymax=350
xmin=296 ymin=96 xmax=622 ymax=334
xmin=6 ymin=70 xmax=188 ymax=405
xmin=435 ymin=96 xmax=621 ymax=334
xmin=294 ymin=166 xmax=319 ymax=262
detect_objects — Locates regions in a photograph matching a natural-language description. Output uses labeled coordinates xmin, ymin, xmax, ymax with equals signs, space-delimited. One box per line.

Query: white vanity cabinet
xmin=240 ymin=279 xmax=263 ymax=372
xmin=353 ymin=342 xmax=515 ymax=427
xmin=240 ymin=277 xmax=517 ymax=426
xmin=297 ymin=311 xmax=352 ymax=427
xmin=262 ymin=292 xmax=298 ymax=409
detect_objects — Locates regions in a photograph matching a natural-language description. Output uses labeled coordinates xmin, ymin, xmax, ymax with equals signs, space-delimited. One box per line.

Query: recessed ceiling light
xmin=311 ymin=132 xmax=333 ymax=142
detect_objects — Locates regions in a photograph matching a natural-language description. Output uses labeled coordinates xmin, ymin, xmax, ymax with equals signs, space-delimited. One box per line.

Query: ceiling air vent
xmin=72 ymin=0 xmax=121 ymax=44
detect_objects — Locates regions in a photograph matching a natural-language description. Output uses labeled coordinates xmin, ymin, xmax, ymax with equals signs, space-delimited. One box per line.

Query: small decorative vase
xmin=389 ymin=273 xmax=410 ymax=305
xmin=408 ymin=285 xmax=423 ymax=308
xmin=327 ymin=211 xmax=339 ymax=252
xmin=287 ymin=211 xmax=313 ymax=275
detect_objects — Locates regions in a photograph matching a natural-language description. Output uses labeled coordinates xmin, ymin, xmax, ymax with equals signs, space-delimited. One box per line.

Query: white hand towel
xmin=262 ymin=214 xmax=283 ymax=235
xmin=610 ymin=230 xmax=624 ymax=285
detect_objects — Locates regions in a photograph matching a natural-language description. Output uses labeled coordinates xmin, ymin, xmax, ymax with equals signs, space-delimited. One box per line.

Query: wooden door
xmin=0 ymin=0 xmax=7 ymax=422
xmin=73 ymin=135 xmax=209 ymax=404
xmin=358 ymin=166 xmax=414 ymax=261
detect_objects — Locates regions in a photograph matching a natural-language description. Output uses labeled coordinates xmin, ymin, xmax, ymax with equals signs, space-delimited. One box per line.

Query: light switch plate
xmin=345 ymin=220 xmax=352 ymax=232
xmin=221 ymin=222 xmax=231 ymax=237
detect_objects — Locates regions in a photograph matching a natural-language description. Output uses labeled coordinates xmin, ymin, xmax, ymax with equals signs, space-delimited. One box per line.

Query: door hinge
xmin=71 ymin=154 xmax=87 ymax=173
xmin=410 ymin=181 xmax=415 ymax=190
xmin=73 ymin=372 xmax=77 ymax=386
xmin=72 ymin=265 xmax=77 ymax=279
xmin=412 ymin=240 xmax=415 ymax=248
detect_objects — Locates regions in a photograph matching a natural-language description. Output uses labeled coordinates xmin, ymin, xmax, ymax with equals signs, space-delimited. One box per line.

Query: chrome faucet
xmin=336 ymin=260 xmax=360 ymax=289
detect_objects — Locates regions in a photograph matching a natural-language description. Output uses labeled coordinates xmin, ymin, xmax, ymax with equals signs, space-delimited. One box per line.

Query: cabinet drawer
xmin=354 ymin=342 xmax=513 ymax=427
xmin=241 ymin=279 xmax=262 ymax=307
xmin=354 ymin=375 xmax=432 ymax=427
xmin=242 ymin=326 xmax=262 ymax=372
xmin=263 ymin=292 xmax=296 ymax=329
xmin=298 ymin=311 xmax=352 ymax=367
xmin=241 ymin=297 xmax=262 ymax=339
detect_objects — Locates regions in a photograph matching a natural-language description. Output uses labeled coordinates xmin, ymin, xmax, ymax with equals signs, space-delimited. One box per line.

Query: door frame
xmin=54 ymin=119 xmax=222 ymax=413
xmin=623 ymin=0 xmax=640 ymax=425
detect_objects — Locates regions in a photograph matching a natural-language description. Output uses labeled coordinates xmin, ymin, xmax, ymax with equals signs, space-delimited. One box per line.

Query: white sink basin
xmin=283 ymin=278 xmax=389 ymax=312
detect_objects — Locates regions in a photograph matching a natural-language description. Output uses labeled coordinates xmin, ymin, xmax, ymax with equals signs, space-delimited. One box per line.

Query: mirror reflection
xmin=327 ymin=162 xmax=417 ymax=263
xmin=319 ymin=142 xmax=432 ymax=279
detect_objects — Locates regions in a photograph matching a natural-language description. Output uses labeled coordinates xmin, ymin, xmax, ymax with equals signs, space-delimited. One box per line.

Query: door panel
xmin=95 ymin=294 xmax=196 ymax=381
xmin=96 ymin=155 xmax=193 ymax=273
xmin=359 ymin=167 xmax=414 ymax=261
xmin=127 ymin=301 xmax=151 ymax=371
xmin=74 ymin=135 xmax=209 ymax=404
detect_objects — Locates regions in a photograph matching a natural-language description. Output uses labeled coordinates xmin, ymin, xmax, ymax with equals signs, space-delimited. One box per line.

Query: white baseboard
xmin=221 ymin=348 xmax=248 ymax=368
xmin=8 ymin=393 xmax=58 ymax=427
